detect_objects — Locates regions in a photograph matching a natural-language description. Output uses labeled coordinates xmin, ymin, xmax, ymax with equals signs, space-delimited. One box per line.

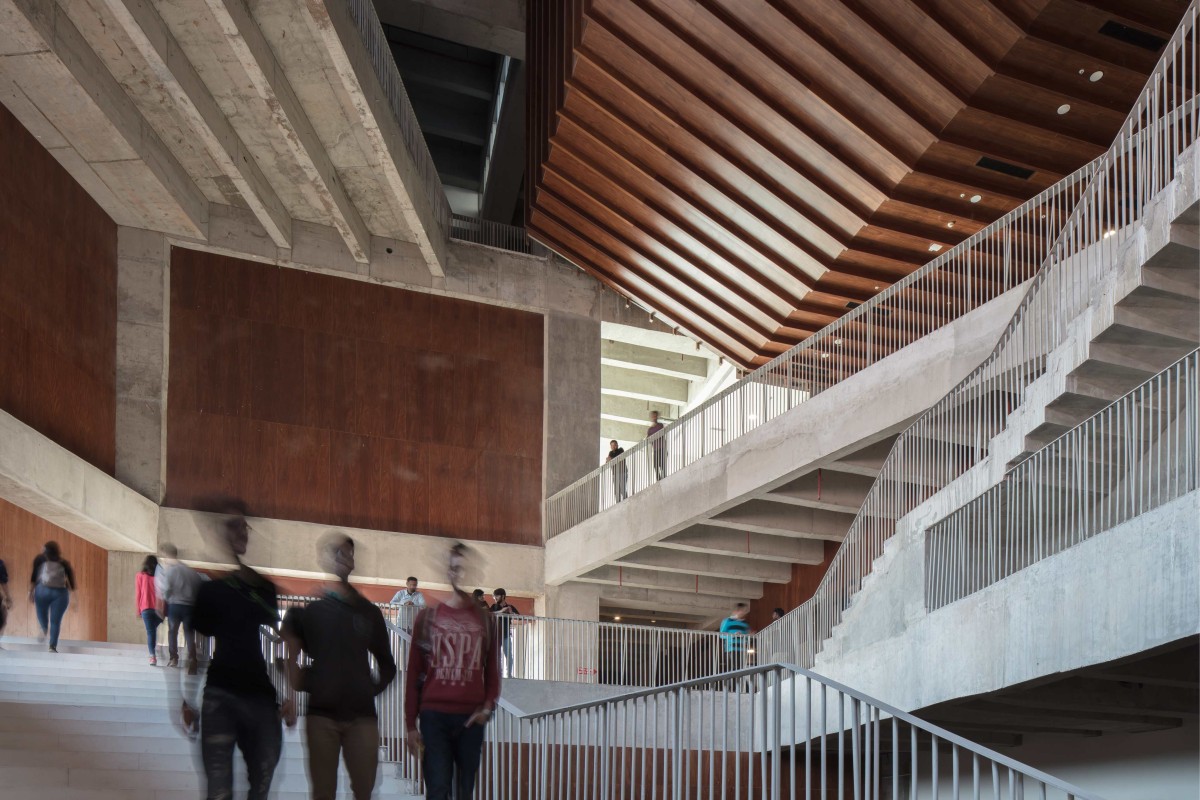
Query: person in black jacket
xmin=282 ymin=532 xmax=397 ymax=800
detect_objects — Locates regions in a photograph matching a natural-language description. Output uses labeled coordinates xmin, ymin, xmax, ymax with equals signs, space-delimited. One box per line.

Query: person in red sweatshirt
xmin=405 ymin=542 xmax=500 ymax=800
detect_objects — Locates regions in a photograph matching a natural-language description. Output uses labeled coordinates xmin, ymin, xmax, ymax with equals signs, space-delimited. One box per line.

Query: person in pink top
xmin=136 ymin=554 xmax=163 ymax=665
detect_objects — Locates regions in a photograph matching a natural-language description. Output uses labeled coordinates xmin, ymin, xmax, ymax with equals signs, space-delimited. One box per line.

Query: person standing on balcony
xmin=647 ymin=411 xmax=667 ymax=480
xmin=281 ymin=532 xmax=397 ymax=800
xmin=30 ymin=541 xmax=75 ymax=653
xmin=391 ymin=576 xmax=426 ymax=608
xmin=406 ymin=542 xmax=500 ymax=800
xmin=719 ymin=603 xmax=753 ymax=673
xmin=187 ymin=500 xmax=296 ymax=800
xmin=490 ymin=588 xmax=518 ymax=678
xmin=157 ymin=543 xmax=205 ymax=672
xmin=136 ymin=555 xmax=163 ymax=666
xmin=606 ymin=440 xmax=628 ymax=501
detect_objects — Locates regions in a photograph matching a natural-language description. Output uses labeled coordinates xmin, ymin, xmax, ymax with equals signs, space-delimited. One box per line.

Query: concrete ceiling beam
xmin=602 ymin=364 xmax=691 ymax=406
xmin=307 ymin=0 xmax=451 ymax=276
xmin=0 ymin=0 xmax=207 ymax=237
xmin=601 ymin=338 xmax=710 ymax=380
xmin=578 ymin=565 xmax=763 ymax=599
xmin=600 ymin=419 xmax=652 ymax=444
xmin=658 ymin=525 xmax=825 ymax=564
xmin=200 ymin=0 xmax=370 ymax=263
xmin=761 ymin=468 xmax=874 ymax=514
xmin=601 ymin=395 xmax=678 ymax=427
xmin=96 ymin=0 xmax=291 ymax=249
xmin=829 ymin=436 xmax=897 ymax=477
xmin=597 ymin=585 xmax=750 ymax=617
xmin=610 ymin=547 xmax=793 ymax=583
xmin=708 ymin=501 xmax=854 ymax=541
xmin=601 ymin=320 xmax=719 ymax=359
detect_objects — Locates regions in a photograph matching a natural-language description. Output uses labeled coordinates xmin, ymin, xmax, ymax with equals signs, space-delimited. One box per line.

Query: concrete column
xmin=106 ymin=550 xmax=146 ymax=645
xmin=542 ymin=312 xmax=601 ymax=499
xmin=535 ymin=582 xmax=600 ymax=682
xmin=115 ymin=227 xmax=169 ymax=502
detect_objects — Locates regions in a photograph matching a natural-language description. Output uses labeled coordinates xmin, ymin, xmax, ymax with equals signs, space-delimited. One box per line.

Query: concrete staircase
xmin=0 ymin=638 xmax=422 ymax=799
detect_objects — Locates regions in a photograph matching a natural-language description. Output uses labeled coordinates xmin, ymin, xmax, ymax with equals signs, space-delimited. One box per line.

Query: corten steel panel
xmin=0 ymin=498 xmax=110 ymax=642
xmin=0 ymin=104 xmax=117 ymax=474
xmin=527 ymin=0 xmax=1190 ymax=367
xmin=166 ymin=252 xmax=545 ymax=545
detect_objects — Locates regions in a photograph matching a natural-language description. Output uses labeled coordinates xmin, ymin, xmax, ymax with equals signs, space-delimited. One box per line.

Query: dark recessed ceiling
xmin=527 ymin=0 xmax=1189 ymax=367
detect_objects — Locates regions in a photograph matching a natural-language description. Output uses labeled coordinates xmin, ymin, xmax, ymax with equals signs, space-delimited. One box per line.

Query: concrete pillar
xmin=535 ymin=582 xmax=600 ymax=682
xmin=106 ymin=550 xmax=146 ymax=645
xmin=542 ymin=312 xmax=601 ymax=499
xmin=115 ymin=228 xmax=169 ymax=502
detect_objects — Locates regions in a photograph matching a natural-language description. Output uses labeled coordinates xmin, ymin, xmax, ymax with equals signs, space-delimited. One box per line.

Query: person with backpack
xmin=136 ymin=555 xmax=164 ymax=665
xmin=281 ymin=532 xmax=397 ymax=800
xmin=405 ymin=542 xmax=500 ymax=800
xmin=29 ymin=541 xmax=75 ymax=652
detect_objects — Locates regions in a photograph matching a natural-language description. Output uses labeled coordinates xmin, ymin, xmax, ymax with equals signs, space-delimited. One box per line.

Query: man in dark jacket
xmin=282 ymin=532 xmax=397 ymax=800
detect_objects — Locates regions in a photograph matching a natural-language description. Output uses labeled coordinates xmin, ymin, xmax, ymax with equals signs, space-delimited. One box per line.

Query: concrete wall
xmin=542 ymin=312 xmax=601 ymax=499
xmin=105 ymin=550 xmax=147 ymax=645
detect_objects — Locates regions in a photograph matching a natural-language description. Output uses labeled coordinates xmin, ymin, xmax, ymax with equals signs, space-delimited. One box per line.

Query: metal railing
xmin=476 ymin=663 xmax=1104 ymax=799
xmin=758 ymin=5 xmax=1199 ymax=668
xmin=451 ymin=213 xmax=544 ymax=255
xmin=345 ymin=0 xmax=451 ymax=240
xmin=926 ymin=351 xmax=1199 ymax=611
xmin=544 ymin=163 xmax=1099 ymax=538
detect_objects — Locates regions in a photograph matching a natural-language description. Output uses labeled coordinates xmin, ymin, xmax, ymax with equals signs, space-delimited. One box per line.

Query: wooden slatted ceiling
xmin=527 ymin=0 xmax=1187 ymax=367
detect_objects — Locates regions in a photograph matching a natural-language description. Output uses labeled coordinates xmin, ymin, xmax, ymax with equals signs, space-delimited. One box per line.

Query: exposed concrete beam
xmin=760 ymin=469 xmax=873 ymax=514
xmin=611 ymin=547 xmax=793 ymax=583
xmin=578 ymin=565 xmax=763 ymax=599
xmin=990 ymin=678 xmax=1199 ymax=719
xmin=601 ymin=419 xmax=651 ymax=444
xmin=602 ymin=365 xmax=690 ymax=406
xmin=97 ymin=0 xmax=291 ymax=249
xmin=601 ymin=320 xmax=720 ymax=360
xmin=658 ymin=525 xmax=826 ymax=564
xmin=308 ymin=0 xmax=457 ymax=275
xmin=374 ymin=0 xmax=524 ymax=59
xmin=201 ymin=0 xmax=370 ymax=262
xmin=829 ymin=436 xmax=897 ymax=477
xmin=0 ymin=0 xmax=207 ymax=237
xmin=600 ymin=607 xmax=706 ymax=626
xmin=708 ymin=501 xmax=854 ymax=541
xmin=601 ymin=338 xmax=710 ymax=380
xmin=598 ymin=586 xmax=750 ymax=616
xmin=602 ymin=394 xmax=678 ymax=426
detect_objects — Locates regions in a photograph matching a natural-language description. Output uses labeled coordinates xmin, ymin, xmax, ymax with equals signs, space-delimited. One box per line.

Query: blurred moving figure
xmin=187 ymin=501 xmax=296 ymax=800
xmin=0 ymin=557 xmax=11 ymax=646
xmin=719 ymin=603 xmax=754 ymax=672
xmin=157 ymin=543 xmax=205 ymax=672
xmin=406 ymin=543 xmax=500 ymax=800
xmin=30 ymin=541 xmax=75 ymax=652
xmin=282 ymin=532 xmax=397 ymax=800
xmin=136 ymin=555 xmax=163 ymax=665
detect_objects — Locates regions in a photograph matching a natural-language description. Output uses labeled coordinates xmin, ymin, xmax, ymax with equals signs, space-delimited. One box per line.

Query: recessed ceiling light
xmin=928 ymin=243 xmax=943 ymax=252
xmin=613 ymin=616 xmax=621 ymax=621
xmin=820 ymin=352 xmax=830 ymax=359
xmin=1090 ymin=70 xmax=1104 ymax=82
xmin=969 ymin=195 xmax=982 ymax=204
xmin=959 ymin=193 xmax=966 ymax=198
xmin=873 ymin=285 xmax=879 ymax=290
xmin=834 ymin=338 xmax=843 ymax=345
xmin=1057 ymin=104 xmax=1071 ymax=115
xmin=651 ymin=619 xmax=657 ymax=624
xmin=946 ymin=221 xmax=955 ymax=228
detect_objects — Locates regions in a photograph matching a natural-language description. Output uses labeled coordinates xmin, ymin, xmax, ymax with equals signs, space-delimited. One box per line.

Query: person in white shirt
xmin=155 ymin=544 xmax=206 ymax=672
xmin=390 ymin=576 xmax=426 ymax=608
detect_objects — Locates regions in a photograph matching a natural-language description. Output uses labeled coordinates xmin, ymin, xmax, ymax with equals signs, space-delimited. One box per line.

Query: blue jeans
xmin=419 ymin=710 xmax=487 ymax=800
xmin=166 ymin=602 xmax=195 ymax=661
xmin=500 ymin=635 xmax=514 ymax=677
xmin=141 ymin=608 xmax=162 ymax=656
xmin=34 ymin=585 xmax=69 ymax=649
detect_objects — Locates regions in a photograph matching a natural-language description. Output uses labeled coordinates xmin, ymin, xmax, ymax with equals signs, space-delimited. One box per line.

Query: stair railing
xmin=477 ymin=663 xmax=1104 ymax=799
xmin=758 ymin=3 xmax=1198 ymax=668
xmin=926 ymin=351 xmax=1199 ymax=610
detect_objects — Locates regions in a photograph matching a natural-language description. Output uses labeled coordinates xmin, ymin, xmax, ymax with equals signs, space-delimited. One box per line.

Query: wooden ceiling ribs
xmin=527 ymin=0 xmax=1189 ymax=367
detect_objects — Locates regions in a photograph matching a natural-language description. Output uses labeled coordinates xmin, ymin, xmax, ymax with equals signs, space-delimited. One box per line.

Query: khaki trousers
xmin=305 ymin=715 xmax=379 ymax=800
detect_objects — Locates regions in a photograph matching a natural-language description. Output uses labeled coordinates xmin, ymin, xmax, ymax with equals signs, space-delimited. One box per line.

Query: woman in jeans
xmin=136 ymin=555 xmax=163 ymax=665
xmin=29 ymin=541 xmax=75 ymax=653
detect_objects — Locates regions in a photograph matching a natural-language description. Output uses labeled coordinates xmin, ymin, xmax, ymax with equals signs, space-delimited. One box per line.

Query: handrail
xmin=758 ymin=4 xmax=1198 ymax=669
xmin=926 ymin=350 xmax=1199 ymax=610
xmin=451 ymin=213 xmax=545 ymax=256
xmin=479 ymin=662 xmax=1105 ymax=799
xmin=543 ymin=158 xmax=1098 ymax=537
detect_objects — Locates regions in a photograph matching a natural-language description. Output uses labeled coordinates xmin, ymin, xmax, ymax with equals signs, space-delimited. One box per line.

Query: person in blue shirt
xmin=718 ymin=603 xmax=753 ymax=672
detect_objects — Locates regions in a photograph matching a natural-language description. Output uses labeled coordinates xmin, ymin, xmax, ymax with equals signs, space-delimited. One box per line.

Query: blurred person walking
xmin=30 ymin=541 xmax=75 ymax=652
xmin=0 ymin=558 xmax=11 ymax=647
xmin=157 ymin=544 xmax=205 ymax=672
xmin=281 ymin=532 xmax=397 ymax=800
xmin=406 ymin=543 xmax=500 ymax=800
xmin=136 ymin=555 xmax=163 ymax=665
